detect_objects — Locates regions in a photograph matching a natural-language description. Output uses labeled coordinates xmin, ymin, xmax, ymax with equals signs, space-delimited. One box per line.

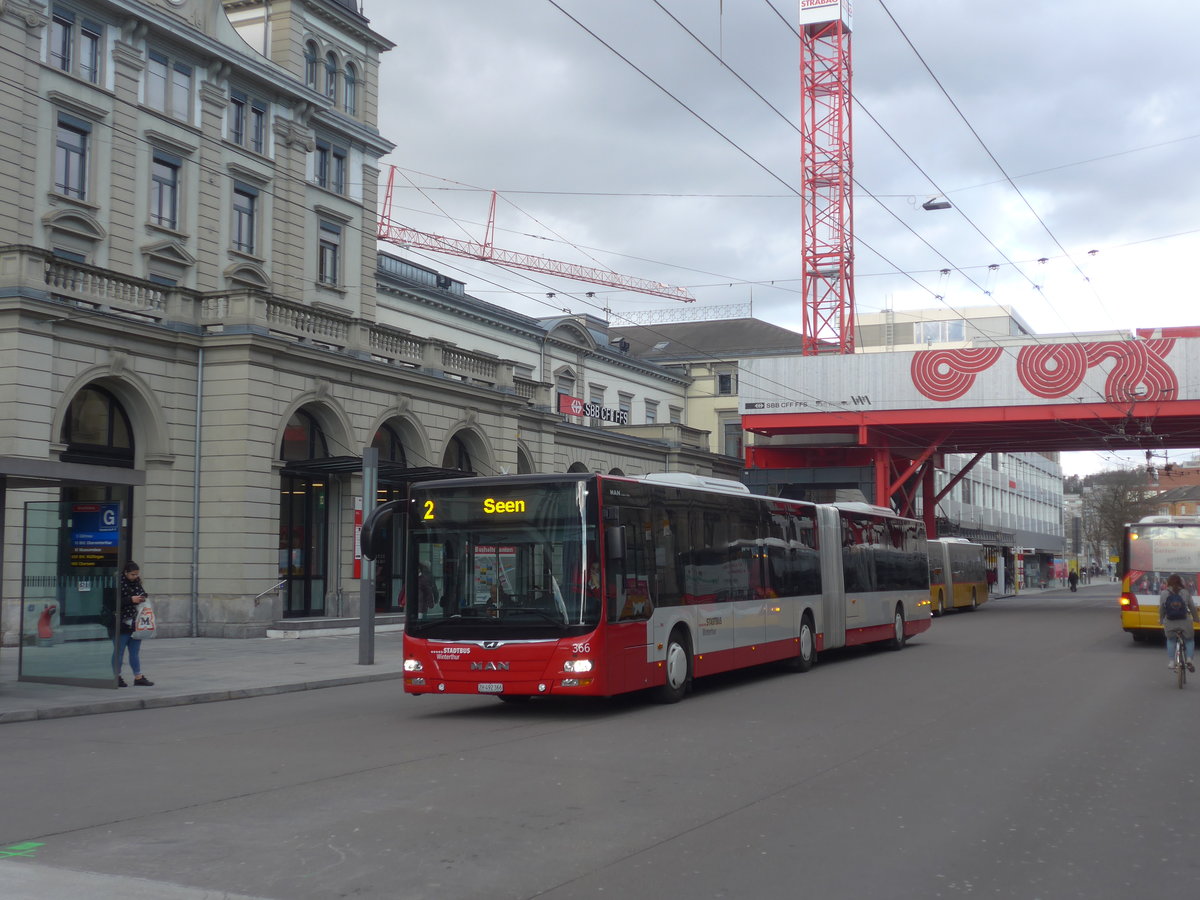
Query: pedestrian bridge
xmin=738 ymin=327 xmax=1200 ymax=527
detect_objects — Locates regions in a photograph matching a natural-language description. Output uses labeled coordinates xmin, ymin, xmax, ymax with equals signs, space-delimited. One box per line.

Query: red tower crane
xmin=377 ymin=166 xmax=694 ymax=303
xmin=799 ymin=1 xmax=855 ymax=354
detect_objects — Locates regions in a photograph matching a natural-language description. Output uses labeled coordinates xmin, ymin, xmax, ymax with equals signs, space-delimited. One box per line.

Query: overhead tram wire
xmin=647 ymin=0 xmax=1105 ymax=366
xmin=632 ymin=0 xmax=1123 ymax=414
xmin=758 ymin=0 xmax=1097 ymax=346
xmin=874 ymin=0 xmax=1125 ymax=335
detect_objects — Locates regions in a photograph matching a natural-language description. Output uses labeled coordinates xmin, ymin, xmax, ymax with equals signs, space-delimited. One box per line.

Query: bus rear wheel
xmin=784 ymin=614 xmax=816 ymax=672
xmin=655 ymin=628 xmax=692 ymax=703
xmin=968 ymin=587 xmax=979 ymax=610
xmin=933 ymin=590 xmax=945 ymax=616
xmin=888 ymin=606 xmax=906 ymax=650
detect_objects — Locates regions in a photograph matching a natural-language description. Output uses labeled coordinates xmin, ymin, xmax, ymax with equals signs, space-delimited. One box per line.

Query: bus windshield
xmin=407 ymin=479 xmax=599 ymax=638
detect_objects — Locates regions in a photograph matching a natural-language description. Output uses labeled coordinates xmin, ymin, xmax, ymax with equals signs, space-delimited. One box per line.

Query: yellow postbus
xmin=928 ymin=538 xmax=988 ymax=616
xmin=1119 ymin=516 xmax=1200 ymax=642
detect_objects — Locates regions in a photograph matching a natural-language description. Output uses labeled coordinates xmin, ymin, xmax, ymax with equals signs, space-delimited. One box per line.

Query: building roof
xmin=609 ymin=318 xmax=806 ymax=362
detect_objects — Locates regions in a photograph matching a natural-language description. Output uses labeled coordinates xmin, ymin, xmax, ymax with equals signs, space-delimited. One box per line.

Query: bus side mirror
xmin=360 ymin=499 xmax=406 ymax=560
xmin=605 ymin=526 xmax=626 ymax=561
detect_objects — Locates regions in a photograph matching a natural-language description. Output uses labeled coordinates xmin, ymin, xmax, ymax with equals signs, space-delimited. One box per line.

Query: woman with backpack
xmin=1159 ymin=573 xmax=1199 ymax=673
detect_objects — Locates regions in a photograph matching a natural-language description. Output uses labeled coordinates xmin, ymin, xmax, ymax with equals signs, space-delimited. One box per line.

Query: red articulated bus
xmin=363 ymin=472 xmax=930 ymax=703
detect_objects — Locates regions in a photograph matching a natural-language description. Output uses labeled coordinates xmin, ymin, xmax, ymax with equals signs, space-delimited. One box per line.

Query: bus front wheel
xmin=655 ymin=629 xmax=692 ymax=703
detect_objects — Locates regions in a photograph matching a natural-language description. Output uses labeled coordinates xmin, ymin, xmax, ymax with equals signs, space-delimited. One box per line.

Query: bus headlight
xmin=403 ymin=659 xmax=424 ymax=672
xmin=563 ymin=659 xmax=593 ymax=673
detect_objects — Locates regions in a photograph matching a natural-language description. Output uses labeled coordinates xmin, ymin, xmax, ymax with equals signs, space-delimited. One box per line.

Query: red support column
xmin=874 ymin=447 xmax=891 ymax=508
xmin=922 ymin=462 xmax=937 ymax=539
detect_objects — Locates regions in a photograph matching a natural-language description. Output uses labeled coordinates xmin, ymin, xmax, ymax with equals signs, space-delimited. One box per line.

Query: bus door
xmin=816 ymin=505 xmax=846 ymax=649
xmin=604 ymin=502 xmax=655 ymax=693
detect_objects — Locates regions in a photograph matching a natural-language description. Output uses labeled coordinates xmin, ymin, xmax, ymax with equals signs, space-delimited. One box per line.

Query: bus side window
xmin=610 ymin=504 xmax=655 ymax=621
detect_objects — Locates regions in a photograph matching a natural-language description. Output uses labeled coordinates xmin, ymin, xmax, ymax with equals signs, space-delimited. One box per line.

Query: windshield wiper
xmin=414 ymin=616 xmax=501 ymax=634
xmin=499 ymin=606 xmax=565 ymax=625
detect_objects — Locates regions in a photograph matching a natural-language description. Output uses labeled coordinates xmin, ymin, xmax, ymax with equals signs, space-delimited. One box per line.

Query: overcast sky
xmin=360 ymin=0 xmax=1200 ymax=476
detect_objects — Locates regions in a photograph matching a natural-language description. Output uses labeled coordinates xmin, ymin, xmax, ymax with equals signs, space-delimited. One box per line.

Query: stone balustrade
xmin=0 ymin=245 xmax=544 ymax=399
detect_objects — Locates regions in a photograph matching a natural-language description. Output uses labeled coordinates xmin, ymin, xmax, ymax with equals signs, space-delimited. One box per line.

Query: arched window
xmin=343 ymin=62 xmax=357 ymax=115
xmin=280 ymin=409 xmax=329 ymax=461
xmin=371 ymin=422 xmax=406 ymax=465
xmin=443 ymin=435 xmax=472 ymax=472
xmin=304 ymin=41 xmax=319 ymax=89
xmin=60 ymin=385 xmax=134 ymax=467
xmin=59 ymin=384 xmax=136 ymax=628
xmin=324 ymin=51 xmax=338 ymax=100
xmin=279 ymin=409 xmax=330 ymax=618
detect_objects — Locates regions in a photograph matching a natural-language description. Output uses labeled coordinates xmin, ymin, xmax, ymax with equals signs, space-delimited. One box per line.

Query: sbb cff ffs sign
xmin=557 ymin=393 xmax=629 ymax=425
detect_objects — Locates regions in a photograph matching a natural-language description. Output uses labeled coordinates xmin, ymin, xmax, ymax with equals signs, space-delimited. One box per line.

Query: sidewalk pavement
xmin=0 ymin=631 xmax=404 ymax=725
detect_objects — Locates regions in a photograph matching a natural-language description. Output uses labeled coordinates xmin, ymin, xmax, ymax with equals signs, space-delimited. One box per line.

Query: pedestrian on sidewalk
xmin=1068 ymin=570 xmax=1079 ymax=592
xmin=115 ymin=561 xmax=154 ymax=687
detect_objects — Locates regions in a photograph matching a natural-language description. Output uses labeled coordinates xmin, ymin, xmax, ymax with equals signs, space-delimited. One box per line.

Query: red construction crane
xmin=800 ymin=1 xmax=855 ymax=354
xmin=378 ymin=167 xmax=694 ymax=303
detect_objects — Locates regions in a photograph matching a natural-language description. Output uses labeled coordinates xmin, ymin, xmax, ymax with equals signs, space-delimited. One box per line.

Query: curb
xmin=0 ymin=670 xmax=404 ymax=725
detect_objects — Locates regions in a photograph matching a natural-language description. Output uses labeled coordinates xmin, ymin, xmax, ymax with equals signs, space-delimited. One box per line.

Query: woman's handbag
xmin=132 ymin=600 xmax=157 ymax=639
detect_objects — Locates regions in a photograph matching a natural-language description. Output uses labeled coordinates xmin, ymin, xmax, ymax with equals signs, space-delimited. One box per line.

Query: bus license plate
xmin=477 ymin=683 xmax=503 ymax=693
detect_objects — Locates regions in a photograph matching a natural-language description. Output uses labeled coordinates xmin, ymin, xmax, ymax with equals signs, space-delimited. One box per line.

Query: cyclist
xmin=1159 ymin=573 xmax=1199 ymax=673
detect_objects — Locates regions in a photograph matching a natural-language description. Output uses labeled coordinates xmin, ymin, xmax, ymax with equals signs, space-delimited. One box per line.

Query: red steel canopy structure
xmin=740 ymin=328 xmax=1200 ymax=537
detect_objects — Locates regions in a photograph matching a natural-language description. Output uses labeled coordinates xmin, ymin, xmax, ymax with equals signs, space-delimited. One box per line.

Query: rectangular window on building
xmin=232 ymin=182 xmax=258 ymax=254
xmin=645 ymin=400 xmax=658 ymax=424
xmin=722 ymin=419 xmax=743 ymax=458
xmin=249 ymin=100 xmax=266 ymax=154
xmin=921 ymin=319 xmax=966 ymax=344
xmin=49 ymin=10 xmax=73 ymax=72
xmin=314 ymin=142 xmax=329 ymax=188
xmin=716 ymin=370 xmax=737 ymax=396
xmin=50 ymin=8 xmax=103 ymax=84
xmin=54 ymin=113 xmax=90 ymax=199
xmin=318 ymin=221 xmax=341 ymax=285
xmin=229 ymin=91 xmax=246 ymax=145
xmin=146 ymin=49 xmax=192 ymax=122
xmin=229 ymin=90 xmax=269 ymax=154
xmin=618 ymin=393 xmax=632 ymax=423
xmin=332 ymin=147 xmax=347 ymax=194
xmin=669 ymin=406 xmax=682 ymax=425
xmin=149 ymin=150 xmax=181 ymax=229
xmin=314 ymin=141 xmax=347 ymax=193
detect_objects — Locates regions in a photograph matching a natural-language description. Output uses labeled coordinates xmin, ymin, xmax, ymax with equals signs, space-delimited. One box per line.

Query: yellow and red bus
xmin=927 ymin=538 xmax=988 ymax=615
xmin=363 ymin=472 xmax=930 ymax=703
xmin=1119 ymin=515 xmax=1200 ymax=642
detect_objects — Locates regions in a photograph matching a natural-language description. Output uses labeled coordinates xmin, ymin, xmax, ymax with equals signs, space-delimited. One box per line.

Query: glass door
xmin=279 ymin=476 xmax=327 ymax=617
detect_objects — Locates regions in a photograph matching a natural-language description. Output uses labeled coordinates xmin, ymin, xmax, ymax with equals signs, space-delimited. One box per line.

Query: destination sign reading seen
xmin=420 ymin=497 xmax=529 ymax=521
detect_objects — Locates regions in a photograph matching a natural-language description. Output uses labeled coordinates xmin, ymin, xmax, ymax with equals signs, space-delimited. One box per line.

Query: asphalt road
xmin=1 ymin=583 xmax=1194 ymax=900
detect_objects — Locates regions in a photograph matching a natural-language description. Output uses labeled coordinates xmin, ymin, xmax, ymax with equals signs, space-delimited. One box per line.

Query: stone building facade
xmin=0 ymin=0 xmax=735 ymax=644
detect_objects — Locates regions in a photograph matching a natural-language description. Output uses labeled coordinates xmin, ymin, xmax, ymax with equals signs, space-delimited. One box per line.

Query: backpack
xmin=1162 ymin=592 xmax=1188 ymax=621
